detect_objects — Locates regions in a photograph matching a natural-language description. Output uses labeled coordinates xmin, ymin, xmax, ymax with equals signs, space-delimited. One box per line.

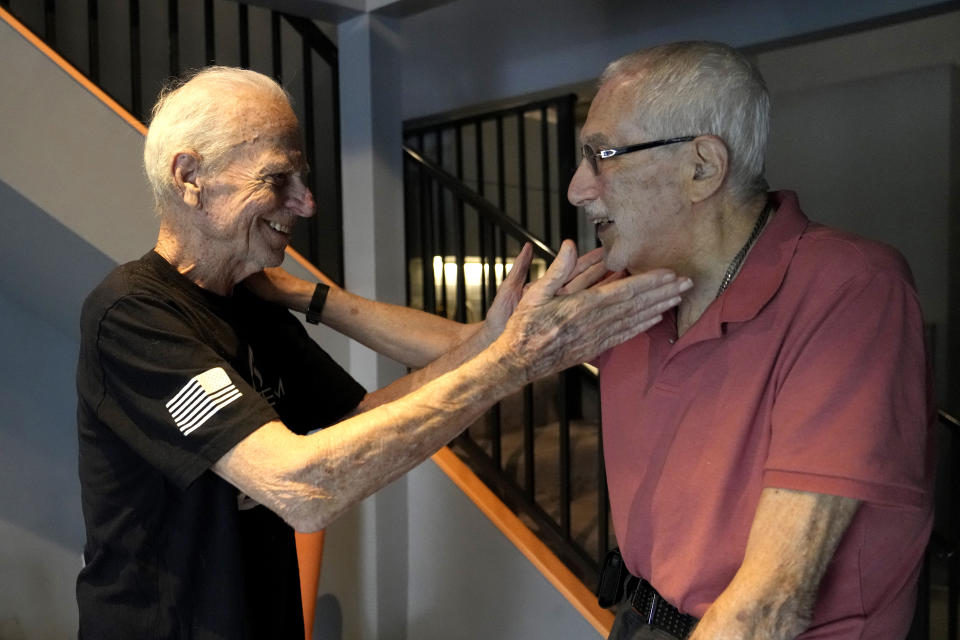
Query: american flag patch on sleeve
xmin=166 ymin=367 xmax=242 ymax=436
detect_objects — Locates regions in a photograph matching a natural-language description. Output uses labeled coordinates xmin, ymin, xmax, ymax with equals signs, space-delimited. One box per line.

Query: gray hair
xmin=143 ymin=66 xmax=292 ymax=212
xmin=601 ymin=41 xmax=770 ymax=202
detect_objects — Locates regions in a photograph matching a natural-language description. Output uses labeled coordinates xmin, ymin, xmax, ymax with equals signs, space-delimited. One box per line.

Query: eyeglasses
xmin=580 ymin=136 xmax=697 ymax=175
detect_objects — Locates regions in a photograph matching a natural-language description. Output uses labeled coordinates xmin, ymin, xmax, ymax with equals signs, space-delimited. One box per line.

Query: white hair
xmin=143 ymin=66 xmax=292 ymax=212
xmin=601 ymin=41 xmax=770 ymax=202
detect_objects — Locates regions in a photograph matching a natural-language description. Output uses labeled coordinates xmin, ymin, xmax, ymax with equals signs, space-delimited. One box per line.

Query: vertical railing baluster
xmin=496 ymin=114 xmax=507 ymax=259
xmin=436 ymin=129 xmax=449 ymax=318
xmin=88 ymin=0 xmax=99 ymax=83
xmin=523 ymin=382 xmax=535 ymax=499
xmin=556 ymin=95 xmax=578 ymax=243
xmin=301 ymin=40 xmax=317 ymax=266
xmin=556 ymin=95 xmax=578 ymax=542
xmin=270 ymin=12 xmax=282 ymax=81
xmin=328 ymin=27 xmax=345 ymax=284
xmin=559 ymin=371 xmax=572 ymax=539
xmin=475 ymin=120 xmax=488 ymax=316
xmin=454 ymin=127 xmax=467 ymax=324
xmin=166 ymin=0 xmax=177 ymax=77
xmin=44 ymin=0 xmax=56 ymax=47
xmin=419 ymin=168 xmax=436 ymax=315
xmin=540 ymin=106 xmax=551 ymax=246
xmin=238 ymin=4 xmax=249 ymax=69
xmin=489 ymin=115 xmax=508 ymax=470
xmin=203 ymin=0 xmax=214 ymax=65
xmin=129 ymin=0 xmax=141 ymax=120
xmin=517 ymin=110 xmax=528 ymax=228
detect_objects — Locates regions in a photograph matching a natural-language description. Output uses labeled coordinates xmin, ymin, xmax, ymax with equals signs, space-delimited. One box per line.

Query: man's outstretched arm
xmin=217 ymin=241 xmax=692 ymax=531
xmin=247 ymin=246 xmax=541 ymax=368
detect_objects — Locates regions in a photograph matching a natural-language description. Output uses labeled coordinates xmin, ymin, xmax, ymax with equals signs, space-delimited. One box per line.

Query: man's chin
xmin=601 ymin=246 xmax=623 ymax=272
xmin=258 ymin=246 xmax=288 ymax=270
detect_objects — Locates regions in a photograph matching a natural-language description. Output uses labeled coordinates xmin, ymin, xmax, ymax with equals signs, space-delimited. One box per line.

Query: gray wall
xmin=765 ymin=65 xmax=954 ymax=403
xmin=397 ymin=0 xmax=952 ymax=120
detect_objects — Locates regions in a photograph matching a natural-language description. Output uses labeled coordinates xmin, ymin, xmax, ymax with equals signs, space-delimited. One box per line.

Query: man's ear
xmin=688 ymin=136 xmax=728 ymax=203
xmin=171 ymin=152 xmax=203 ymax=209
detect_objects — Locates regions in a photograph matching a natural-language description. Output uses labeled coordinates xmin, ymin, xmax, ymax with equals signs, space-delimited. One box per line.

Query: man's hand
xmin=473 ymin=243 xmax=534 ymax=347
xmin=492 ymin=239 xmax=690 ymax=384
xmin=556 ymin=246 xmax=626 ymax=295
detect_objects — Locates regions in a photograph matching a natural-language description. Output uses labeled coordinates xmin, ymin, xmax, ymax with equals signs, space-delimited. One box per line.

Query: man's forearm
xmin=288 ymin=340 xmax=517 ymax=529
xmin=248 ymin=269 xmax=477 ymax=368
xmin=322 ymin=287 xmax=477 ymax=368
xmin=218 ymin=244 xmax=692 ymax=533
xmin=689 ymin=488 xmax=859 ymax=640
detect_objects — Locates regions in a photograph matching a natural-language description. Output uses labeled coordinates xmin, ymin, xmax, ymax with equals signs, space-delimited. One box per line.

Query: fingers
xmin=596 ymin=269 xmax=626 ymax=286
xmin=514 ymin=271 xmax=693 ymax=380
xmin=502 ymin=243 xmax=533 ymax=288
xmin=591 ymin=268 xmax=686 ymax=302
xmin=524 ymin=239 xmax=578 ymax=302
xmin=565 ymin=247 xmax=605 ymax=282
xmin=557 ymin=259 xmax=609 ymax=295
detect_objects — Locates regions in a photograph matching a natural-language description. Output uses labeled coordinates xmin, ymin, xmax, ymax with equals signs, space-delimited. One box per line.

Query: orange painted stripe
xmin=432 ymin=447 xmax=614 ymax=636
xmin=0 ymin=5 xmax=147 ymax=136
xmin=284 ymin=246 xmax=338 ymax=286
xmin=1 ymin=7 xmax=611 ymax=633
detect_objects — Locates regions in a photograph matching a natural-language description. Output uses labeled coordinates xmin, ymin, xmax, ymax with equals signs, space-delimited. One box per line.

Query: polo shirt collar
xmin=716 ymin=190 xmax=808 ymax=324
xmin=666 ymin=191 xmax=808 ymax=349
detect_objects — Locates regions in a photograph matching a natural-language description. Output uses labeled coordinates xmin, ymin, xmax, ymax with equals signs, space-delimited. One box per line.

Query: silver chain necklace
xmin=715 ymin=201 xmax=771 ymax=299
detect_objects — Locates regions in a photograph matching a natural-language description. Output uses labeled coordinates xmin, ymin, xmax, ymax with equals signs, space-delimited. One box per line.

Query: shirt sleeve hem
xmin=169 ymin=404 xmax=279 ymax=491
xmin=763 ymin=468 xmax=927 ymax=509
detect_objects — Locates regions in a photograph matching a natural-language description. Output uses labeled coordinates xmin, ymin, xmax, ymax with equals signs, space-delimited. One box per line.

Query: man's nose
xmin=567 ymin=159 xmax=599 ymax=208
xmin=286 ymin=178 xmax=316 ymax=218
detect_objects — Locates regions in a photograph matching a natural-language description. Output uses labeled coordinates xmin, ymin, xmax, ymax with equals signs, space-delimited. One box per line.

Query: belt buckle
xmin=646 ymin=591 xmax=660 ymax=626
xmin=630 ymin=579 xmax=659 ymax=623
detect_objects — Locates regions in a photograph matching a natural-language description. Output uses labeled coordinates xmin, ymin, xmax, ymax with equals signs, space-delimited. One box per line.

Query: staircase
xmin=0 ymin=0 xmax=346 ymax=284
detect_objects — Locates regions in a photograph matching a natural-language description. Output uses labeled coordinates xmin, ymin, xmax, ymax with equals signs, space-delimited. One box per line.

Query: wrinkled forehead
xmin=230 ymin=93 xmax=301 ymax=146
xmin=581 ymin=74 xmax=650 ymax=145
xmin=223 ymin=96 xmax=306 ymax=163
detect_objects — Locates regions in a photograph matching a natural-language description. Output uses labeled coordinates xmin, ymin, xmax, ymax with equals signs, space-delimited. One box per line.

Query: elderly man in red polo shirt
xmin=567 ymin=42 xmax=933 ymax=639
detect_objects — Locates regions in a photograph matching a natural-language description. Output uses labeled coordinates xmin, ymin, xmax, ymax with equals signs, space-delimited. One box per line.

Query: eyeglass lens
xmin=581 ymin=144 xmax=598 ymax=175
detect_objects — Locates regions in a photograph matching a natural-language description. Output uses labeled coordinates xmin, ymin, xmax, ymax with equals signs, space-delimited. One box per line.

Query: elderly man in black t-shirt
xmin=75 ymin=66 xmax=693 ymax=638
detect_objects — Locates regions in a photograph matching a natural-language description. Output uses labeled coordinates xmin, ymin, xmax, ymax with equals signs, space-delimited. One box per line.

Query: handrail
xmin=940 ymin=409 xmax=959 ymax=429
xmin=403 ymin=145 xmax=556 ymax=260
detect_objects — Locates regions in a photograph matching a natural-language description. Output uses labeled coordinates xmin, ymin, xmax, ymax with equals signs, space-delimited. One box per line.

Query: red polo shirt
xmin=596 ymin=191 xmax=933 ymax=638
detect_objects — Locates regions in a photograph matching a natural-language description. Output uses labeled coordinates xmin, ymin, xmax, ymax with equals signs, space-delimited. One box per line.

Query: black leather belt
xmin=597 ymin=549 xmax=698 ymax=639
xmin=625 ymin=576 xmax=697 ymax=639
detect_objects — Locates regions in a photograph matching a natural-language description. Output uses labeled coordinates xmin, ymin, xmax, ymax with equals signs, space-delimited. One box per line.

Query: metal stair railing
xmin=403 ymin=93 xmax=613 ymax=588
xmin=1 ymin=0 xmax=345 ymax=284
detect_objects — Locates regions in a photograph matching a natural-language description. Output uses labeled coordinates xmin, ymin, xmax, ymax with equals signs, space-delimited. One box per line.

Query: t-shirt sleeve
xmin=90 ymin=294 xmax=279 ymax=491
xmin=765 ymin=269 xmax=932 ymax=509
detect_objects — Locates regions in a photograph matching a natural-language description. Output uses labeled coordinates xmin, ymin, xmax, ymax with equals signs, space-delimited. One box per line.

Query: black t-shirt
xmin=76 ymin=251 xmax=366 ymax=640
